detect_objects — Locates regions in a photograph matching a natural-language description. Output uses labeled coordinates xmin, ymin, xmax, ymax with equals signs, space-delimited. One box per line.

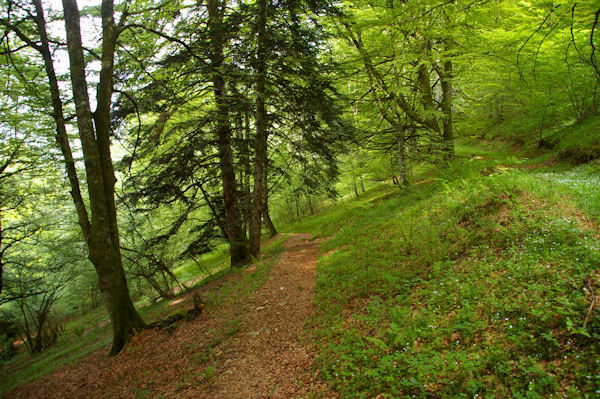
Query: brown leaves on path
xmin=6 ymin=234 xmax=336 ymax=399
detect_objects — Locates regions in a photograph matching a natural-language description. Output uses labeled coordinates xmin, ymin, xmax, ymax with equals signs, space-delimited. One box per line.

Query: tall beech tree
xmin=1 ymin=0 xmax=145 ymax=355
xmin=337 ymin=0 xmax=461 ymax=182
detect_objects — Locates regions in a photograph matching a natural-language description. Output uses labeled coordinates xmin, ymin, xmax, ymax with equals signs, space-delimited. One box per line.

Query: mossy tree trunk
xmin=26 ymin=0 xmax=146 ymax=355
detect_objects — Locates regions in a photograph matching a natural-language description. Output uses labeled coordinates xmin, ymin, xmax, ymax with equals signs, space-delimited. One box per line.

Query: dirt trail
xmin=197 ymin=233 xmax=334 ymax=398
xmin=6 ymin=234 xmax=335 ymax=399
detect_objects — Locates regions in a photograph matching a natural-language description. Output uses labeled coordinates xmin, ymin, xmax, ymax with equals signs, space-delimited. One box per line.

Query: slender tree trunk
xmin=207 ymin=0 xmax=248 ymax=267
xmin=398 ymin=134 xmax=408 ymax=186
xmin=417 ymin=63 xmax=441 ymax=135
xmin=262 ymin=163 xmax=278 ymax=237
xmin=440 ymin=57 xmax=455 ymax=158
xmin=32 ymin=0 xmax=90 ymax=241
xmin=538 ymin=108 xmax=547 ymax=145
xmin=234 ymin=116 xmax=247 ymax=237
xmin=249 ymin=0 xmax=268 ymax=259
xmin=243 ymin=111 xmax=252 ymax=236
xmin=263 ymin=198 xmax=278 ymax=238
xmin=295 ymin=193 xmax=301 ymax=222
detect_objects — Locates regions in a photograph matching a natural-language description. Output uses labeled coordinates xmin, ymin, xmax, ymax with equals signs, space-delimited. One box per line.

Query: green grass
xmin=172 ymin=244 xmax=230 ymax=284
xmin=302 ymin=155 xmax=600 ymax=397
xmin=0 ymin=313 xmax=111 ymax=393
xmin=544 ymin=116 xmax=600 ymax=163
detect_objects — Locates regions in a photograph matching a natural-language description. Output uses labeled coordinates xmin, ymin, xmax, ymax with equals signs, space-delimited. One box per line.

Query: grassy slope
xmin=295 ymin=143 xmax=600 ymax=398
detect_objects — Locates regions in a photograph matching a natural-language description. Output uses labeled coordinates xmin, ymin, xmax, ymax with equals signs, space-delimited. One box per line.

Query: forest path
xmin=5 ymin=233 xmax=335 ymax=399
xmin=196 ymin=233 xmax=335 ymax=398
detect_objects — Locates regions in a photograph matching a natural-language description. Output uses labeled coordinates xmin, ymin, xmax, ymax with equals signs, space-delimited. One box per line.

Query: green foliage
xmin=308 ymin=155 xmax=600 ymax=397
xmin=456 ymin=0 xmax=600 ymax=149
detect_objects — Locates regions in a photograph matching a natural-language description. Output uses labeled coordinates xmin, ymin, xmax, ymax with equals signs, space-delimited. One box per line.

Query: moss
xmin=165 ymin=309 xmax=189 ymax=324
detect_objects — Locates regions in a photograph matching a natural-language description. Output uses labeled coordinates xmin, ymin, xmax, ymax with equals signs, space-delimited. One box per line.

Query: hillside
xmin=2 ymin=139 xmax=600 ymax=398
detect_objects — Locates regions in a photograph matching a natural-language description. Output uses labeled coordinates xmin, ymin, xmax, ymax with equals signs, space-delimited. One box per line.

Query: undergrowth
xmin=304 ymin=160 xmax=600 ymax=398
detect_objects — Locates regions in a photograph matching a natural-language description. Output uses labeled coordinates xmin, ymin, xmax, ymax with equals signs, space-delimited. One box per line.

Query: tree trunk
xmin=93 ymin=249 xmax=146 ymax=355
xmin=61 ymin=0 xmax=146 ymax=355
xmin=263 ymin=198 xmax=278 ymax=238
xmin=398 ymin=134 xmax=408 ymax=186
xmin=440 ymin=58 xmax=455 ymax=158
xmin=32 ymin=0 xmax=90 ymax=242
xmin=243 ymin=111 xmax=252 ymax=236
xmin=207 ymin=0 xmax=248 ymax=267
xmin=262 ymin=164 xmax=278 ymax=237
xmin=295 ymin=193 xmax=301 ymax=222
xmin=417 ymin=63 xmax=441 ymax=135
xmin=249 ymin=0 xmax=268 ymax=259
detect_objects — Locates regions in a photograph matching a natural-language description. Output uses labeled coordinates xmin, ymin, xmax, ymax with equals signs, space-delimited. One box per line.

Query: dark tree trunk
xmin=263 ymin=198 xmax=278 ymax=238
xmin=32 ymin=0 xmax=90 ymax=241
xmin=249 ymin=0 xmax=268 ymax=259
xmin=262 ymin=161 xmax=278 ymax=237
xmin=398 ymin=134 xmax=408 ymax=186
xmin=417 ymin=63 xmax=441 ymax=135
xmin=440 ymin=57 xmax=455 ymax=158
xmin=295 ymin=194 xmax=301 ymax=222
xmin=93 ymin=251 xmax=146 ymax=355
xmin=207 ymin=0 xmax=248 ymax=267
xmin=60 ymin=0 xmax=145 ymax=355
xmin=242 ymin=112 xmax=252 ymax=237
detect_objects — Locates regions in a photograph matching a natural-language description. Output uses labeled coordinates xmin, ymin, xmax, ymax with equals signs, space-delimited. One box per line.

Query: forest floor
xmin=5 ymin=139 xmax=600 ymax=398
xmin=5 ymin=233 xmax=336 ymax=399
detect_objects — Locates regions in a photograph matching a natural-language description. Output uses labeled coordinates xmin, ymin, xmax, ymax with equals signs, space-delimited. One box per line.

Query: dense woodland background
xmin=0 ymin=0 xmax=600 ymax=397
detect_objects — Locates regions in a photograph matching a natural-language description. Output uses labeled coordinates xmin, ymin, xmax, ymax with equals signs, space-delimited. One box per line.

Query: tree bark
xmin=417 ymin=63 xmax=441 ymax=134
xmin=262 ymin=197 xmax=278 ymax=238
xmin=32 ymin=0 xmax=90 ymax=242
xmin=249 ymin=0 xmax=268 ymax=259
xmin=61 ymin=0 xmax=146 ymax=355
xmin=262 ymin=160 xmax=278 ymax=237
xmin=242 ymin=112 xmax=252 ymax=237
xmin=207 ymin=0 xmax=248 ymax=267
xmin=440 ymin=57 xmax=455 ymax=158
xmin=398 ymin=134 xmax=408 ymax=186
